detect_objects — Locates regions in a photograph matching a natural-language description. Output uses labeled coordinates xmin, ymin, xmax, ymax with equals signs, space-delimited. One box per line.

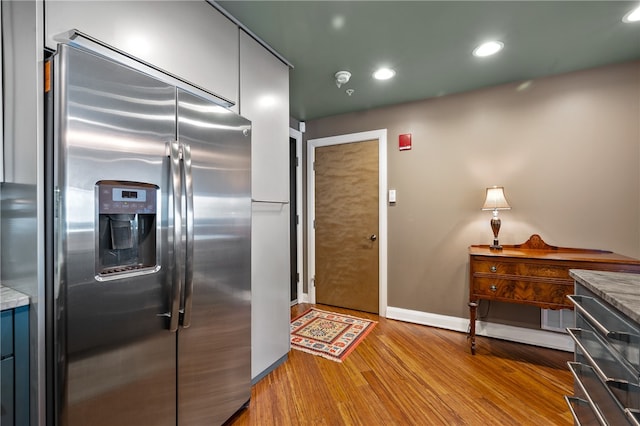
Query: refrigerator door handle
xmin=168 ymin=140 xmax=183 ymax=332
xmin=181 ymin=142 xmax=195 ymax=328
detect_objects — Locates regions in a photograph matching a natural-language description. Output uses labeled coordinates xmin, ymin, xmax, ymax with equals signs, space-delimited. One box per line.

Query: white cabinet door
xmin=241 ymin=31 xmax=291 ymax=380
xmin=251 ymin=202 xmax=291 ymax=379
xmin=2 ymin=0 xmax=40 ymax=185
xmin=45 ymin=1 xmax=239 ymax=106
xmin=240 ymin=31 xmax=290 ymax=203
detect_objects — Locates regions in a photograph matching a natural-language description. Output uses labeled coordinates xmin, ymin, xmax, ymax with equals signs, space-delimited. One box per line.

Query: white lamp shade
xmin=482 ymin=186 xmax=511 ymax=210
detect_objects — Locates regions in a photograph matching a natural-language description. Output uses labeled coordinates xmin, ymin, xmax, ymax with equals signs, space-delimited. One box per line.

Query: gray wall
xmin=305 ymin=60 xmax=640 ymax=328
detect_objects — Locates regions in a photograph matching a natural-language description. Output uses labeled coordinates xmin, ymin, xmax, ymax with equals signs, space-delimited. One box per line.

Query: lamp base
xmin=490 ymin=216 xmax=502 ymax=250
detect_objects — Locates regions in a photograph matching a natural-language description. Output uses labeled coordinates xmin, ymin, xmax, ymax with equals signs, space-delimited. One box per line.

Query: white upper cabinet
xmin=239 ymin=31 xmax=290 ymax=203
xmin=45 ymin=1 xmax=239 ymax=106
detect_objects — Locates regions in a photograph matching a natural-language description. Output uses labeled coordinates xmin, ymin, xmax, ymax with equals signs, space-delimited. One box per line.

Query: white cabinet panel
xmin=251 ymin=202 xmax=290 ymax=379
xmin=244 ymin=34 xmax=291 ymax=380
xmin=45 ymin=1 xmax=239 ymax=105
xmin=240 ymin=31 xmax=289 ymax=202
xmin=2 ymin=0 xmax=40 ymax=185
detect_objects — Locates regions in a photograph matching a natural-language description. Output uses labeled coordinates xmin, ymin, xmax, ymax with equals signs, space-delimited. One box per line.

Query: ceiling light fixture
xmin=335 ymin=70 xmax=351 ymax=88
xmin=373 ymin=68 xmax=395 ymax=80
xmin=516 ymin=80 xmax=533 ymax=91
xmin=332 ymin=15 xmax=346 ymax=30
xmin=473 ymin=41 xmax=504 ymax=57
xmin=623 ymin=5 xmax=640 ymax=23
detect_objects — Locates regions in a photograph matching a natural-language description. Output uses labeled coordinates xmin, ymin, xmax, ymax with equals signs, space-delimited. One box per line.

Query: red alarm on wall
xmin=399 ymin=133 xmax=412 ymax=151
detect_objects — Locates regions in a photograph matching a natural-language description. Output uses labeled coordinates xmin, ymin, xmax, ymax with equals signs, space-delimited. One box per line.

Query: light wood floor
xmin=228 ymin=303 xmax=574 ymax=425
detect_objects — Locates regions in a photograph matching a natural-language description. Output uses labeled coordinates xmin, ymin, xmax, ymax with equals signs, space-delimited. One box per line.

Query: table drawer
xmin=471 ymin=259 xmax=571 ymax=279
xmin=472 ymin=277 xmax=572 ymax=306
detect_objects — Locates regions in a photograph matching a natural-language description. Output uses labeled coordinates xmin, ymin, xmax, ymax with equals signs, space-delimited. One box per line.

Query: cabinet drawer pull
xmin=490 ymin=285 xmax=497 ymax=292
xmin=568 ymin=327 xmax=639 ymax=384
xmin=566 ymin=363 xmax=608 ymax=426
xmin=490 ymin=265 xmax=497 ymax=273
xmin=607 ymin=377 xmax=640 ymax=395
xmin=564 ymin=395 xmax=601 ymax=426
xmin=567 ymin=328 xmax=610 ymax=382
xmin=625 ymin=408 xmax=640 ymax=426
xmin=567 ymin=295 xmax=640 ymax=343
xmin=564 ymin=396 xmax=583 ymax=426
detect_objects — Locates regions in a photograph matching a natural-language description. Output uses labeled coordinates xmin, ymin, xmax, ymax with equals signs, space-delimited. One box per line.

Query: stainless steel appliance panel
xmin=55 ymin=44 xmax=177 ymax=425
xmin=568 ymin=282 xmax=640 ymax=425
xmin=571 ymin=293 xmax=640 ymax=377
xmin=176 ymin=89 xmax=251 ymax=424
xmin=568 ymin=362 xmax=631 ymax=425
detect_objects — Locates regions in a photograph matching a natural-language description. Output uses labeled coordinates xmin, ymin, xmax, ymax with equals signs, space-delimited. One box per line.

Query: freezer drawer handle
xmin=168 ymin=140 xmax=183 ymax=332
xmin=181 ymin=142 xmax=194 ymax=328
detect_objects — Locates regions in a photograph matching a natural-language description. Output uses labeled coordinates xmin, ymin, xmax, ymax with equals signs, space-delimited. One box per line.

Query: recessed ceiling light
xmin=332 ymin=15 xmax=346 ymax=29
xmin=516 ymin=80 xmax=533 ymax=92
xmin=623 ymin=5 xmax=640 ymax=23
xmin=473 ymin=41 xmax=504 ymax=57
xmin=373 ymin=68 xmax=396 ymax=80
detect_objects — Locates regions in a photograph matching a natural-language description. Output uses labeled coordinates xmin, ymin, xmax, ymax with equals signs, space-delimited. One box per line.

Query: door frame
xmin=289 ymin=127 xmax=304 ymax=305
xmin=307 ymin=129 xmax=388 ymax=317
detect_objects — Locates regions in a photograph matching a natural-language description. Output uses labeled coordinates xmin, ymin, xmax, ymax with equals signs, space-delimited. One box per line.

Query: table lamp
xmin=482 ymin=186 xmax=511 ymax=250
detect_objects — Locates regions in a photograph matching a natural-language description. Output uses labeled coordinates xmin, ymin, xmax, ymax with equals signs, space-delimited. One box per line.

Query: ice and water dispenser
xmin=97 ymin=181 xmax=158 ymax=278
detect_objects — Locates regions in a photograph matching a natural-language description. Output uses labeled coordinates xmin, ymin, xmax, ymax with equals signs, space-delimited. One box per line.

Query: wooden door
xmin=314 ymin=140 xmax=379 ymax=313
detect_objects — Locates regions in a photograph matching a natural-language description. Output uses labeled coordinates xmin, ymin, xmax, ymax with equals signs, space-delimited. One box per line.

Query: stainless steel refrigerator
xmin=47 ymin=43 xmax=251 ymax=425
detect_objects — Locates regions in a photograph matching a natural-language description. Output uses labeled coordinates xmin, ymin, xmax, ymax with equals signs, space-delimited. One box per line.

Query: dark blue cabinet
xmin=0 ymin=305 xmax=29 ymax=426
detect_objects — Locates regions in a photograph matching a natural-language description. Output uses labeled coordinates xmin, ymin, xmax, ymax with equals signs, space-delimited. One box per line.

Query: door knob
xmin=369 ymin=234 xmax=377 ymax=241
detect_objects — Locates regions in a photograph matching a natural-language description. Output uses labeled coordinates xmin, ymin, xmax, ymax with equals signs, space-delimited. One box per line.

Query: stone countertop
xmin=570 ymin=269 xmax=640 ymax=324
xmin=0 ymin=285 xmax=30 ymax=311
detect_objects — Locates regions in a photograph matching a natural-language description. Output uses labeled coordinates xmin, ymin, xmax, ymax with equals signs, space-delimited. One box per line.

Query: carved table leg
xmin=468 ymin=301 xmax=478 ymax=355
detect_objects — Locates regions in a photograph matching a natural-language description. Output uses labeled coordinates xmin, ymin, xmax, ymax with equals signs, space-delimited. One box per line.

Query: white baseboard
xmin=386 ymin=306 xmax=573 ymax=352
xmin=298 ymin=292 xmax=311 ymax=304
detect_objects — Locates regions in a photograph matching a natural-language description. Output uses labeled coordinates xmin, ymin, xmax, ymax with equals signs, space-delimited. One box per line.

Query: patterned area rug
xmin=290 ymin=308 xmax=377 ymax=362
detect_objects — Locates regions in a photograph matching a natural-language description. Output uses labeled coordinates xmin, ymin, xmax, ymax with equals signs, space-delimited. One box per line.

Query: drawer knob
xmin=490 ymin=266 xmax=497 ymax=273
xmin=490 ymin=285 xmax=497 ymax=292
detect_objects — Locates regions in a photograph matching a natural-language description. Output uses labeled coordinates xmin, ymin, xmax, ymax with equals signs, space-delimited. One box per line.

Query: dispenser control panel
xmin=99 ymin=184 xmax=157 ymax=214
xmin=95 ymin=181 xmax=159 ymax=279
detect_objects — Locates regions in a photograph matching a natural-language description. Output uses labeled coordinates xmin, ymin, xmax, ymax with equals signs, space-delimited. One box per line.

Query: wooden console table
xmin=468 ymin=234 xmax=640 ymax=354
